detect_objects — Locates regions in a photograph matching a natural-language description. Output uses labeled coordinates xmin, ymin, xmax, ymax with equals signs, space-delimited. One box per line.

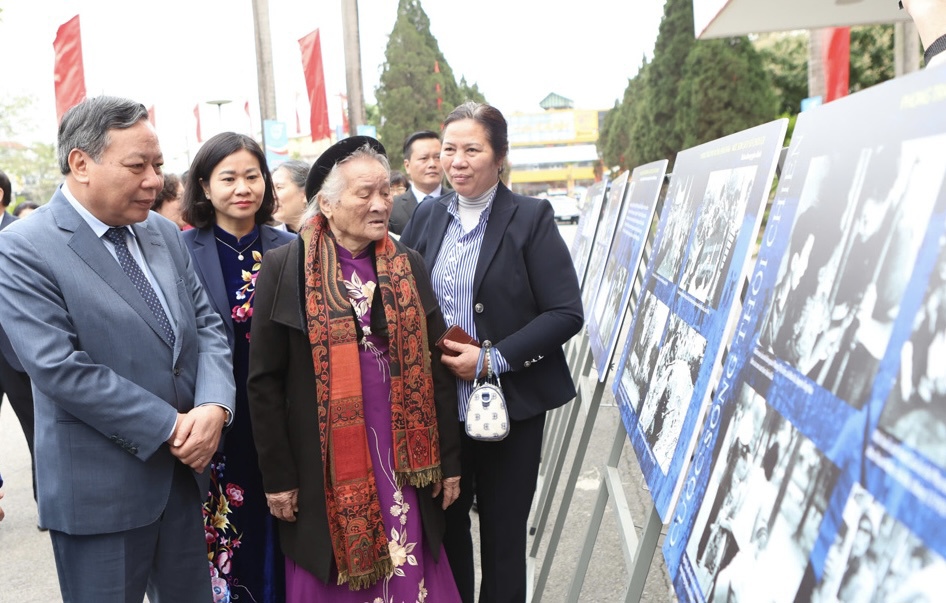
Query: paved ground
xmin=0 ymin=223 xmax=678 ymax=602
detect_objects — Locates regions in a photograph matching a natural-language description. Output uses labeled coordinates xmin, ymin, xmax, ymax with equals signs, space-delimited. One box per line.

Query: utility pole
xmin=341 ymin=0 xmax=367 ymax=135
xmin=894 ymin=21 xmax=922 ymax=76
xmin=807 ymin=28 xmax=826 ymax=102
xmin=251 ymin=0 xmax=277 ymax=149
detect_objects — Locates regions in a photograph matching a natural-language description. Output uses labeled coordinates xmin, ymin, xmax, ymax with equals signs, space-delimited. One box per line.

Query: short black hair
xmin=182 ymin=132 xmax=276 ymax=229
xmin=0 ymin=168 xmax=11 ymax=207
xmin=402 ymin=130 xmax=440 ymax=159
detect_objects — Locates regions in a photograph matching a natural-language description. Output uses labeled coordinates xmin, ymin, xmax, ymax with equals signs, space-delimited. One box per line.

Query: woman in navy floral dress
xmin=181 ymin=132 xmax=295 ymax=602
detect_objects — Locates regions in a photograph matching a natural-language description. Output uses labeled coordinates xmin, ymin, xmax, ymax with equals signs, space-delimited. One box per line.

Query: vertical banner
xmin=664 ymin=65 xmax=946 ymax=603
xmin=53 ymin=15 xmax=86 ymax=122
xmin=824 ymin=27 xmax=851 ymax=103
xmin=263 ymin=120 xmax=289 ymax=168
xmin=569 ymin=178 xmax=609 ymax=290
xmin=588 ymin=160 xmax=668 ymax=375
xmin=298 ymin=29 xmax=331 ymax=142
xmin=613 ymin=119 xmax=788 ymax=520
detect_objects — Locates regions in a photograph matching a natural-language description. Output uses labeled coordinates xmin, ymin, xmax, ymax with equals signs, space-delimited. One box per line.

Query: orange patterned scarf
xmin=302 ymin=214 xmax=442 ymax=589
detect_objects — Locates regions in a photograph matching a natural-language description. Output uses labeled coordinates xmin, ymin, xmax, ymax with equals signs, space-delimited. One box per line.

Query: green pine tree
xmin=630 ymin=0 xmax=695 ymax=166
xmin=376 ymin=0 xmax=484 ymax=167
xmin=677 ymin=36 xmax=778 ymax=149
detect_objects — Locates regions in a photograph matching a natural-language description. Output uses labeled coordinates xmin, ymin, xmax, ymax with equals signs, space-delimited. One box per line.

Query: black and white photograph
xmin=654 ymin=174 xmax=697 ymax=283
xmin=759 ymin=136 xmax=946 ymax=409
xmin=638 ymin=315 xmax=707 ymax=473
xmin=685 ymin=384 xmax=839 ymax=602
xmin=587 ymin=159 xmax=667 ymax=377
xmin=582 ymin=170 xmax=629 ymax=317
xmin=879 ymin=239 xmax=946 ymax=472
xmin=570 ymin=179 xmax=609 ymax=288
xmin=802 ymin=483 xmax=946 ymax=603
xmin=679 ymin=165 xmax=757 ymax=307
xmin=619 ymin=287 xmax=671 ymax=416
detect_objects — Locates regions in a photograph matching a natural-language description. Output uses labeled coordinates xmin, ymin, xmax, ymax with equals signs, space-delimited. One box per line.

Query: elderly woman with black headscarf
xmin=247 ymin=136 xmax=462 ymax=602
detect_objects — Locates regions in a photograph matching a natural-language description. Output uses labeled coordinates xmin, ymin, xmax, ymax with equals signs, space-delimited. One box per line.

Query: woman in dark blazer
xmin=181 ymin=132 xmax=295 ymax=603
xmin=400 ymin=102 xmax=584 ymax=603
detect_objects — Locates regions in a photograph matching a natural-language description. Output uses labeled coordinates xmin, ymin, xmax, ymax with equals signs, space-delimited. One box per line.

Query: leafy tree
xmin=458 ymin=76 xmax=487 ymax=105
xmin=598 ymin=60 xmax=650 ymax=173
xmin=756 ymin=32 xmax=809 ymax=116
xmin=0 ymin=95 xmax=61 ymax=205
xmin=376 ymin=0 xmax=484 ymax=167
xmin=850 ymin=25 xmax=895 ymax=93
xmin=630 ymin=0 xmax=695 ymax=166
xmin=677 ymin=37 xmax=778 ymax=149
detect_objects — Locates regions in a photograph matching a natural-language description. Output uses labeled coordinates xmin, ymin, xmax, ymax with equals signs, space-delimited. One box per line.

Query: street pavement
xmin=0 ymin=222 xmax=677 ymax=602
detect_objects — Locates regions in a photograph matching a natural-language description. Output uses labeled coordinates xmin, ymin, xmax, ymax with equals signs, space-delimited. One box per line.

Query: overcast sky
xmin=0 ymin=0 xmax=666 ymax=170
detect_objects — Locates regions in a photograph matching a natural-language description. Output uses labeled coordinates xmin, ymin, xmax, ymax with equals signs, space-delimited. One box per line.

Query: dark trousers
xmin=0 ymin=353 xmax=35 ymax=500
xmin=444 ymin=413 xmax=546 ymax=603
xmin=50 ymin=462 xmax=212 ymax=603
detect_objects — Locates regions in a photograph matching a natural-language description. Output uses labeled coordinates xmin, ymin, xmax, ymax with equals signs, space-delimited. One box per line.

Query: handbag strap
xmin=474 ymin=343 xmax=501 ymax=388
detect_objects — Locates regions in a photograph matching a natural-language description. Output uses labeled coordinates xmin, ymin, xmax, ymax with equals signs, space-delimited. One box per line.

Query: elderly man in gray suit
xmin=0 ymin=96 xmax=236 ymax=603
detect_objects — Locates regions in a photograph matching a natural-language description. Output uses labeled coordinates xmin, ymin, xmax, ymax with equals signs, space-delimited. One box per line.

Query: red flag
xmin=298 ymin=29 xmax=331 ymax=141
xmin=147 ymin=105 xmax=156 ymax=126
xmin=823 ymin=28 xmax=850 ymax=103
xmin=53 ymin=15 xmax=86 ymax=123
xmin=194 ymin=104 xmax=203 ymax=143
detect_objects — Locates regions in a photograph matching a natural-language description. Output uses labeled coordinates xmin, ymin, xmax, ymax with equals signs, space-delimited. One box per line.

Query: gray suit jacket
xmin=0 ymin=190 xmax=235 ymax=535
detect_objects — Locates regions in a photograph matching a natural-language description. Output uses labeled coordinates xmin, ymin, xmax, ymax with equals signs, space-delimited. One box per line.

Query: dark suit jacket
xmin=400 ymin=182 xmax=584 ymax=420
xmin=183 ymin=225 xmax=296 ymax=350
xmin=247 ymin=236 xmax=461 ymax=581
xmin=388 ymin=190 xmax=419 ymax=235
xmin=389 ymin=187 xmax=450 ymax=235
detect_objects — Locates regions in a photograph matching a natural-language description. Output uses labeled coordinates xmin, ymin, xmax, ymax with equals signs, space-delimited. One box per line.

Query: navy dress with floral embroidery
xmin=204 ymin=226 xmax=285 ymax=603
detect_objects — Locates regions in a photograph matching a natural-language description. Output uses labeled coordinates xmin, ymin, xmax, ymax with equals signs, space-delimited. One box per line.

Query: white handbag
xmin=465 ymin=343 xmax=510 ymax=441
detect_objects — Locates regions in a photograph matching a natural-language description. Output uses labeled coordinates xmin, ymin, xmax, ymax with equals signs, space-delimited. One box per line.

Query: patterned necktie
xmin=103 ymin=227 xmax=176 ymax=346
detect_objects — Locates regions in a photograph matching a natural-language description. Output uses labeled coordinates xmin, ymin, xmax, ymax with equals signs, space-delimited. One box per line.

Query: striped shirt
xmin=431 ymin=189 xmax=510 ymax=419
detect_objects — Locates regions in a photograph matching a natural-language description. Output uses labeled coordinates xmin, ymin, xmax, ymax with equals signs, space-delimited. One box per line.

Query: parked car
xmin=548 ymin=195 xmax=581 ymax=224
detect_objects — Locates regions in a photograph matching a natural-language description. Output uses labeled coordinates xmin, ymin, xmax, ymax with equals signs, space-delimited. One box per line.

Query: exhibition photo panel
xmin=663 ymin=65 xmax=946 ymax=602
xmin=588 ymin=160 xmax=668 ymax=375
xmin=570 ymin=178 xmax=609 ymax=289
xmin=613 ymin=118 xmax=788 ymax=519
xmin=582 ymin=170 xmax=631 ymax=321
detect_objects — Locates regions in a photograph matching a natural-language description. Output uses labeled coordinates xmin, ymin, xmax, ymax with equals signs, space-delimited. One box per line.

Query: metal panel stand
xmin=530 ymin=340 xmax=594 ymax=553
xmin=532 ymin=353 xmax=609 ymax=601
xmin=565 ymin=419 xmax=662 ymax=602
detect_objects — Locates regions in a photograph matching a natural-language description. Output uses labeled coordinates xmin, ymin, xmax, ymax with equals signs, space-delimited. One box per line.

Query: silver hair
xmin=57 ymin=96 xmax=151 ymax=175
xmin=273 ymin=159 xmax=309 ymax=189
xmin=301 ymin=143 xmax=390 ymax=225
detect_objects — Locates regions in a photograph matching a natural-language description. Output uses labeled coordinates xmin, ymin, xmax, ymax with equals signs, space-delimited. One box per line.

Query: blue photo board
xmin=612 ymin=119 xmax=788 ymax=520
xmin=664 ymin=66 xmax=946 ymax=603
xmin=570 ymin=178 xmax=609 ymax=290
xmin=582 ymin=170 xmax=630 ymax=321
xmin=588 ymin=160 xmax=668 ymax=377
